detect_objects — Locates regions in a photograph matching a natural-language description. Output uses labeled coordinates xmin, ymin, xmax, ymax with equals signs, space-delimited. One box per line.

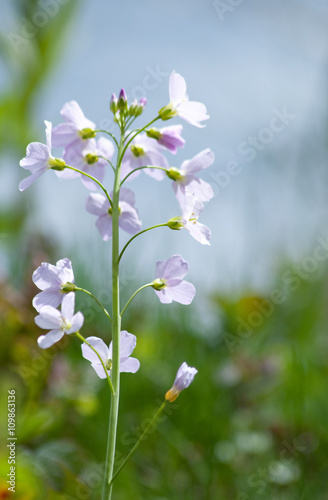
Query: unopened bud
xmin=117 ymin=88 xmax=128 ymax=111
xmin=110 ymin=93 xmax=118 ymax=113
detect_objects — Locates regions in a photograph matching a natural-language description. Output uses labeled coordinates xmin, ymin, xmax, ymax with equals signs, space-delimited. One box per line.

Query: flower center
xmin=131 ymin=145 xmax=145 ymax=157
xmin=106 ymin=359 xmax=113 ymax=370
xmin=61 ymin=318 xmax=72 ymax=331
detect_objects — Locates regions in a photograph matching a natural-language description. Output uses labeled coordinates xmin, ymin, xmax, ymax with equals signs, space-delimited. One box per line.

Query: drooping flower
xmin=146 ymin=124 xmax=185 ymax=154
xmin=32 ymin=258 xmax=75 ymax=311
xmin=121 ymin=134 xmax=168 ymax=182
xmin=81 ymin=331 xmax=140 ymax=379
xmin=52 ymin=100 xmax=96 ymax=149
xmin=61 ymin=136 xmax=115 ymax=190
xmin=151 ymin=255 xmax=195 ymax=305
xmin=166 ymin=148 xmax=215 ymax=207
xmin=35 ymin=293 xmax=84 ymax=349
xmin=167 ymin=195 xmax=211 ymax=246
xmin=159 ymin=71 xmax=209 ymax=128
xmin=165 ymin=362 xmax=198 ymax=402
xmin=19 ymin=121 xmax=65 ymax=191
xmin=86 ymin=188 xmax=141 ymax=240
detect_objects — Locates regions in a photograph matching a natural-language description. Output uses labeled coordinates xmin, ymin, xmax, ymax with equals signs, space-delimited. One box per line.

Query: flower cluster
xmin=21 ymin=71 xmax=212 ymax=439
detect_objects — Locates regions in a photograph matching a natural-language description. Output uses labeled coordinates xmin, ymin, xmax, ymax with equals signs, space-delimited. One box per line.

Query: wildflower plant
xmin=19 ymin=71 xmax=213 ymax=499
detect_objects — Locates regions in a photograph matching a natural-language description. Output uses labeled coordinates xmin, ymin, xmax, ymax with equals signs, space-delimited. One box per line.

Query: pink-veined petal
xmin=166 ymin=280 xmax=196 ymax=305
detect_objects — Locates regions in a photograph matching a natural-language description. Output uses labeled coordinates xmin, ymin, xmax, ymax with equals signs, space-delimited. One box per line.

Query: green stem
xmin=120 ymin=165 xmax=168 ymax=186
xmin=98 ymin=155 xmax=116 ymax=174
xmin=118 ymin=224 xmax=168 ymax=264
xmin=109 ymin=401 xmax=167 ymax=486
xmin=95 ymin=129 xmax=119 ymax=148
xmin=121 ymin=283 xmax=152 ymax=317
xmin=65 ymin=165 xmax=113 ymax=208
xmin=118 ymin=116 xmax=160 ymax=164
xmin=75 ymin=332 xmax=114 ymax=394
xmin=102 ymin=127 xmax=125 ymax=500
xmin=75 ymin=287 xmax=112 ymax=322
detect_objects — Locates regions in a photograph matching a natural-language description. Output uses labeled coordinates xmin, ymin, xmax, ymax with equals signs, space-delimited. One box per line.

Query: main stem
xmin=102 ymin=130 xmax=124 ymax=500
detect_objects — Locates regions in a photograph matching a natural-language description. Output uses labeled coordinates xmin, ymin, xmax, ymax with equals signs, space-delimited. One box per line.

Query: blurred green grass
xmin=1 ymin=241 xmax=328 ymax=499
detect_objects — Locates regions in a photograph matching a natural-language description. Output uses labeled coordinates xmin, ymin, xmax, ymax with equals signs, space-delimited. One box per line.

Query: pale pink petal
xmin=181 ymin=149 xmax=214 ymax=175
xmin=166 ymin=280 xmax=196 ymax=305
xmin=32 ymin=262 xmax=63 ymax=290
xmin=96 ymin=214 xmax=112 ymax=241
xmin=155 ymin=255 xmax=189 ymax=281
xmin=52 ymin=123 xmax=78 ymax=148
xmin=120 ymin=331 xmax=137 ymax=357
xmin=119 ymin=188 xmax=136 ymax=205
xmin=60 ymin=100 xmax=95 ymax=130
xmin=67 ymin=311 xmax=84 ymax=334
xmin=81 ymin=162 xmax=105 ymax=190
xmin=186 ymin=177 xmax=214 ymax=203
xmin=81 ymin=336 xmax=109 ymax=364
xmin=97 ymin=136 xmax=115 ymax=161
xmin=38 ymin=330 xmax=64 ymax=349
xmin=61 ymin=292 xmax=75 ymax=320
xmin=185 ymin=221 xmax=211 ymax=245
xmin=119 ymin=203 xmax=141 ymax=234
xmin=20 ymin=142 xmax=50 ymax=169
xmin=90 ymin=363 xmax=108 ymax=379
xmin=86 ymin=193 xmax=109 ymax=215
xmin=154 ymin=289 xmax=173 ymax=304
xmin=35 ymin=306 xmax=61 ymax=330
xmin=19 ymin=169 xmax=45 ymax=191
xmin=56 ymin=258 xmax=74 ymax=284
xmin=177 ymin=101 xmax=209 ymax=128
xmin=174 ymin=362 xmax=198 ymax=390
xmin=169 ymin=71 xmax=187 ymax=104
xmin=32 ymin=289 xmax=63 ymax=312
xmin=120 ymin=357 xmax=140 ymax=373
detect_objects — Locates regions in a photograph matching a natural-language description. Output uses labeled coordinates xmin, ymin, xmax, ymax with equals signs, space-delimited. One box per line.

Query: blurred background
xmin=1 ymin=0 xmax=328 ymax=498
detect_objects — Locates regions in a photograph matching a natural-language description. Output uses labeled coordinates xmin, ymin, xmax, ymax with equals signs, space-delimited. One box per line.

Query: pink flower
xmin=166 ymin=148 xmax=215 ymax=207
xmin=19 ymin=121 xmax=65 ymax=191
xmin=165 ymin=362 xmax=198 ymax=402
xmin=81 ymin=331 xmax=140 ymax=379
xmin=121 ymin=134 xmax=168 ymax=181
xmin=35 ymin=293 xmax=84 ymax=349
xmin=86 ymin=188 xmax=141 ymax=240
xmin=61 ymin=137 xmax=115 ymax=190
xmin=159 ymin=71 xmax=209 ymax=128
xmin=32 ymin=258 xmax=75 ymax=311
xmin=52 ymin=100 xmax=96 ymax=149
xmin=151 ymin=255 xmax=195 ymax=305
xmin=167 ymin=195 xmax=211 ymax=246
xmin=146 ymin=125 xmax=185 ymax=154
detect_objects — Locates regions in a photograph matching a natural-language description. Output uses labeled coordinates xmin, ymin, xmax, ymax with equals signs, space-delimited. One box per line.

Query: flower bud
xmin=117 ymin=88 xmax=128 ymax=111
xmin=128 ymin=99 xmax=138 ymax=117
xmin=166 ymin=216 xmax=184 ymax=230
xmin=165 ymin=362 xmax=198 ymax=402
xmin=110 ymin=93 xmax=118 ymax=113
xmin=135 ymin=97 xmax=147 ymax=117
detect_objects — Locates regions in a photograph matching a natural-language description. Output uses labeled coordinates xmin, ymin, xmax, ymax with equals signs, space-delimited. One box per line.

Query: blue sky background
xmin=1 ymin=0 xmax=328 ymax=296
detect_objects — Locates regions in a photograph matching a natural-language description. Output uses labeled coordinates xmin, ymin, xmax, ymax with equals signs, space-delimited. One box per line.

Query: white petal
xmin=185 ymin=221 xmax=211 ymax=246
xmin=86 ymin=193 xmax=109 ymax=216
xmin=95 ymin=214 xmax=112 ymax=241
xmin=169 ymin=71 xmax=187 ymax=104
xmin=44 ymin=120 xmax=52 ymax=151
xmin=38 ymin=330 xmax=64 ymax=349
xmin=32 ymin=262 xmax=63 ymax=290
xmin=35 ymin=307 xmax=61 ymax=330
xmin=166 ymin=280 xmax=196 ymax=305
xmin=56 ymin=258 xmax=74 ymax=284
xmin=177 ymin=101 xmax=209 ymax=128
xmin=155 ymin=255 xmax=189 ymax=281
xmin=19 ymin=169 xmax=45 ymax=191
xmin=60 ymin=100 xmax=95 ymax=130
xmin=61 ymin=292 xmax=75 ymax=320
xmin=32 ymin=289 xmax=63 ymax=312
xmin=181 ymin=149 xmax=214 ymax=175
xmin=120 ymin=331 xmax=137 ymax=358
xmin=90 ymin=363 xmax=108 ymax=379
xmin=67 ymin=311 xmax=84 ymax=334
xmin=81 ymin=336 xmax=109 ymax=364
xmin=120 ymin=357 xmax=140 ymax=374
